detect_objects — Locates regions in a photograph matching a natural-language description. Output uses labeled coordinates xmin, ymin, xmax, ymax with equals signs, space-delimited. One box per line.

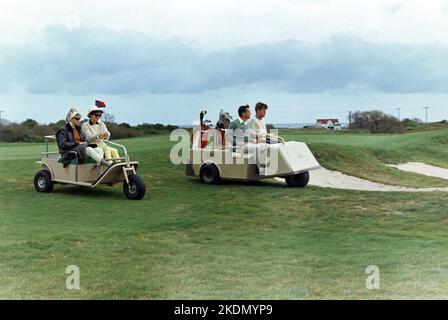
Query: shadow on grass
xmin=188 ymin=177 xmax=288 ymax=188
xmin=51 ymin=184 xmax=124 ymax=199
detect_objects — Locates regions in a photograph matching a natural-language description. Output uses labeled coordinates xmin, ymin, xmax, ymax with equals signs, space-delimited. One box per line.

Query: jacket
xmin=55 ymin=123 xmax=88 ymax=167
xmin=226 ymin=118 xmax=249 ymax=147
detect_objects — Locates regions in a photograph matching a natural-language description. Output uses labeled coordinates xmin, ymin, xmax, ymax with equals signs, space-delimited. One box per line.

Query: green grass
xmin=281 ymin=129 xmax=448 ymax=187
xmin=1 ymin=130 xmax=448 ymax=299
xmin=408 ymin=121 xmax=448 ymax=132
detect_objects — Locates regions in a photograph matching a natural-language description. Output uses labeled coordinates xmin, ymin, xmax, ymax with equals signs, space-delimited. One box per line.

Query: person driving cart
xmin=248 ymin=102 xmax=277 ymax=144
xmin=82 ymin=106 xmax=120 ymax=163
xmin=56 ymin=108 xmax=110 ymax=168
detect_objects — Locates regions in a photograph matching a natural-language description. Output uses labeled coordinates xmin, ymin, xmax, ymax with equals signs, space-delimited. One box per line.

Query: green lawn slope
xmin=282 ymin=129 xmax=448 ymax=187
xmin=1 ymin=131 xmax=448 ymax=299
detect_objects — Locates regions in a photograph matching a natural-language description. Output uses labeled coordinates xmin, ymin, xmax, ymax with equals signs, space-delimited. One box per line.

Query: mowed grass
xmin=283 ymin=129 xmax=448 ymax=187
xmin=1 ymin=131 xmax=448 ymax=299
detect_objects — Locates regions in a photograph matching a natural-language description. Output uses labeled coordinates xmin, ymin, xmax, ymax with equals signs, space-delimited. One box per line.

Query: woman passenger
xmin=81 ymin=106 xmax=120 ymax=163
xmin=56 ymin=108 xmax=109 ymax=168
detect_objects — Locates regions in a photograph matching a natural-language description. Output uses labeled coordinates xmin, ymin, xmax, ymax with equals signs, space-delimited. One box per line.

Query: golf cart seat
xmin=57 ymin=158 xmax=97 ymax=165
xmin=51 ymin=134 xmax=104 ymax=165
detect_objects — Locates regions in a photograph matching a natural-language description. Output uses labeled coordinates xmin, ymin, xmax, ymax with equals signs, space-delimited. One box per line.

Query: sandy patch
xmin=387 ymin=162 xmax=448 ymax=180
xmin=275 ymin=167 xmax=448 ymax=192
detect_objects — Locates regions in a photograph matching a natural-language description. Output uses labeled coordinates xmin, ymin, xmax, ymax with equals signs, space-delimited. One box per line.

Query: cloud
xmin=383 ymin=1 xmax=404 ymax=14
xmin=1 ymin=24 xmax=448 ymax=95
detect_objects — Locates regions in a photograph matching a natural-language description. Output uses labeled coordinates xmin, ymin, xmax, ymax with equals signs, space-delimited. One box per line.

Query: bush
xmin=0 ymin=122 xmax=54 ymax=142
xmin=350 ymin=110 xmax=405 ymax=134
xmin=21 ymin=119 xmax=39 ymax=128
xmin=48 ymin=120 xmax=66 ymax=132
xmin=0 ymin=118 xmax=180 ymax=143
xmin=402 ymin=118 xmax=423 ymax=130
xmin=135 ymin=123 xmax=179 ymax=135
xmin=106 ymin=123 xmax=144 ymax=139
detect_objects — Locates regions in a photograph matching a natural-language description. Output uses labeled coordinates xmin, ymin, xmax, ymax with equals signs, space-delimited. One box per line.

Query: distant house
xmin=315 ymin=119 xmax=341 ymax=130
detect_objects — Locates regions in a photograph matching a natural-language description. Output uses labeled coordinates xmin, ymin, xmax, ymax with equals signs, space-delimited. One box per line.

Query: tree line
xmin=1 ymin=110 xmax=446 ymax=142
xmin=349 ymin=110 xmax=446 ymax=133
xmin=0 ymin=118 xmax=179 ymax=142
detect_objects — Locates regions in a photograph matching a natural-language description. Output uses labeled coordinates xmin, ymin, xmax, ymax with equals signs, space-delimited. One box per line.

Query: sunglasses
xmin=92 ymin=113 xmax=102 ymax=117
xmin=74 ymin=117 xmax=81 ymax=121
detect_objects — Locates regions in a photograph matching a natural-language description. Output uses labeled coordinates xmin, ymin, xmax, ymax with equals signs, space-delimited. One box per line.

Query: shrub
xmin=350 ymin=110 xmax=405 ymax=133
xmin=0 ymin=119 xmax=179 ymax=142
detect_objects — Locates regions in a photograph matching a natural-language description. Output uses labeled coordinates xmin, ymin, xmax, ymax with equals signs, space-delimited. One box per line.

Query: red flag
xmin=95 ymin=99 xmax=106 ymax=108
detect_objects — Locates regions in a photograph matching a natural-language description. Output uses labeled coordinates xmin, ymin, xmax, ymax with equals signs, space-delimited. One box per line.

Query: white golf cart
xmin=186 ymin=110 xmax=321 ymax=187
xmin=34 ymin=136 xmax=146 ymax=200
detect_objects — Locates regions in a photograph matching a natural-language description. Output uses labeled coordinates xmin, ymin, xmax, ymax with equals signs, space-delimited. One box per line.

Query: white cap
xmin=87 ymin=106 xmax=104 ymax=117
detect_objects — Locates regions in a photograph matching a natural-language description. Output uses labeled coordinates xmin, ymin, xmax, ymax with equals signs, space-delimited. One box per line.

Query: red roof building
xmin=315 ymin=119 xmax=341 ymax=130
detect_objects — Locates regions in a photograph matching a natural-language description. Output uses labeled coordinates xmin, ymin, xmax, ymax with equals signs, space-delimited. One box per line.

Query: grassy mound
xmin=281 ymin=129 xmax=448 ymax=187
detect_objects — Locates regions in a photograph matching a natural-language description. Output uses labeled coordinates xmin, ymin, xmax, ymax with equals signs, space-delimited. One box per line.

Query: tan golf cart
xmin=34 ymin=136 xmax=146 ymax=200
xmin=186 ymin=110 xmax=320 ymax=187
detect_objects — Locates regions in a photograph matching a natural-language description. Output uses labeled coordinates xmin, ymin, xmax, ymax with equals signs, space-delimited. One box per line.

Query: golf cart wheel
xmin=199 ymin=164 xmax=220 ymax=185
xmin=285 ymin=171 xmax=310 ymax=188
xmin=34 ymin=170 xmax=54 ymax=193
xmin=123 ymin=174 xmax=146 ymax=200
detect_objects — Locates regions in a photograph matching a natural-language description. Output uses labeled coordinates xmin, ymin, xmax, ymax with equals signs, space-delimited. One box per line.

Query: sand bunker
xmin=387 ymin=162 xmax=448 ymax=180
xmin=275 ymin=166 xmax=448 ymax=192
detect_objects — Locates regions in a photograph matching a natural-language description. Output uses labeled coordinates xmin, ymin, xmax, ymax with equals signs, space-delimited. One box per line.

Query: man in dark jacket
xmin=226 ymin=104 xmax=251 ymax=149
xmin=56 ymin=108 xmax=108 ymax=168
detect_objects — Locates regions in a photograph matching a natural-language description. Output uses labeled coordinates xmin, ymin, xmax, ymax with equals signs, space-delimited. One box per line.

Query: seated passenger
xmin=226 ymin=104 xmax=251 ymax=149
xmin=81 ymin=106 xmax=120 ymax=163
xmin=56 ymin=108 xmax=109 ymax=168
xmin=247 ymin=102 xmax=276 ymax=144
xmin=226 ymin=105 xmax=268 ymax=175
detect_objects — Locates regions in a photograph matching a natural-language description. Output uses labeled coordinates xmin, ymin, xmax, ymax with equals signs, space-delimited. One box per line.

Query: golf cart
xmin=186 ymin=110 xmax=320 ymax=187
xmin=34 ymin=136 xmax=146 ymax=200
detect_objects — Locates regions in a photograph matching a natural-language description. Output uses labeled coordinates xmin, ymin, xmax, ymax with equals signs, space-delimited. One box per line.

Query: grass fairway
xmin=1 ymin=130 xmax=448 ymax=299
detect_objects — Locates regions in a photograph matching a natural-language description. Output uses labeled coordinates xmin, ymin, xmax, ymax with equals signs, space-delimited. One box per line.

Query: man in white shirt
xmin=248 ymin=102 xmax=276 ymax=144
xmin=248 ymin=102 xmax=278 ymax=175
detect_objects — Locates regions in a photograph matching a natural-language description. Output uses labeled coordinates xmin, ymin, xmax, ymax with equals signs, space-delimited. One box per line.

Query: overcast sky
xmin=1 ymin=0 xmax=448 ymax=125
